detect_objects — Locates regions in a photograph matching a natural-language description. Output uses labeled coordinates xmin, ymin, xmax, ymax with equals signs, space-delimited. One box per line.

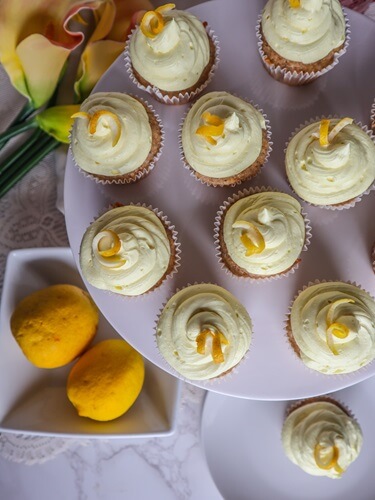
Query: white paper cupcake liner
xmin=124 ymin=25 xmax=220 ymax=105
xmin=285 ymin=396 xmax=356 ymax=422
xmin=284 ymin=279 xmax=375 ymax=378
xmin=214 ymin=186 xmax=312 ymax=282
xmin=154 ymin=281 xmax=252 ymax=385
xmin=80 ymin=202 xmax=181 ymax=299
xmin=371 ymin=98 xmax=375 ymax=132
xmin=255 ymin=11 xmax=350 ymax=86
xmin=69 ymin=96 xmax=164 ymax=185
xmin=372 ymin=242 xmax=375 ymax=274
xmin=178 ymin=94 xmax=273 ymax=187
xmin=284 ymin=115 xmax=375 ymax=210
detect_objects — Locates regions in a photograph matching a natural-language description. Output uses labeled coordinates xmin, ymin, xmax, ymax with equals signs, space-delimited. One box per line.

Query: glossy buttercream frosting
xmin=223 ymin=192 xmax=305 ymax=276
xmin=286 ymin=119 xmax=375 ymax=205
xmin=156 ymin=284 xmax=252 ymax=380
xmin=129 ymin=9 xmax=210 ymax=92
xmin=182 ymin=92 xmax=266 ymax=178
xmin=80 ymin=206 xmax=172 ymax=296
xmin=282 ymin=401 xmax=362 ymax=478
xmin=261 ymin=0 xmax=346 ymax=64
xmin=71 ymin=92 xmax=153 ymax=177
xmin=290 ymin=282 xmax=375 ymax=374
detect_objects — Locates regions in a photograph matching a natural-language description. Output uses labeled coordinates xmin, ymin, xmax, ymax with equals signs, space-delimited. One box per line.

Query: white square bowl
xmin=0 ymin=247 xmax=181 ymax=438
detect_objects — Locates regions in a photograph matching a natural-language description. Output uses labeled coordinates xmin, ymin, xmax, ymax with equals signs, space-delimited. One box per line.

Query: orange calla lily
xmin=74 ymin=0 xmax=152 ymax=101
xmin=0 ymin=0 xmax=107 ymax=108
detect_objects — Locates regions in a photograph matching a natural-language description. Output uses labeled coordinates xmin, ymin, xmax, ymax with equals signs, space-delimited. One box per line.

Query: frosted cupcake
xmin=70 ymin=92 xmax=163 ymax=183
xmin=156 ymin=283 xmax=252 ymax=380
xmin=285 ymin=117 xmax=375 ymax=207
xmin=181 ymin=92 xmax=271 ymax=186
xmin=257 ymin=0 xmax=348 ymax=85
xmin=126 ymin=4 xmax=218 ymax=104
xmin=282 ymin=397 xmax=362 ymax=478
xmin=216 ymin=190 xmax=308 ymax=278
xmin=80 ymin=205 xmax=179 ymax=296
xmin=287 ymin=281 xmax=375 ymax=374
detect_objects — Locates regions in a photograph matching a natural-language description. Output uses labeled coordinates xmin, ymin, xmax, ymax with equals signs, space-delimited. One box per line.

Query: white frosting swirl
xmin=286 ymin=120 xmax=375 ymax=205
xmin=80 ymin=206 xmax=171 ymax=296
xmin=182 ymin=92 xmax=266 ymax=178
xmin=223 ymin=192 xmax=305 ymax=276
xmin=129 ymin=10 xmax=210 ymax=92
xmin=71 ymin=92 xmax=152 ymax=177
xmin=290 ymin=282 xmax=375 ymax=374
xmin=156 ymin=284 xmax=252 ymax=380
xmin=261 ymin=0 xmax=346 ymax=64
xmin=282 ymin=401 xmax=363 ymax=478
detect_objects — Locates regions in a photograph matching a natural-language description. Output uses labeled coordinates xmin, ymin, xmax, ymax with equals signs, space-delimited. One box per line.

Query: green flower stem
xmin=0 ymin=102 xmax=35 ymax=150
xmin=0 ymin=128 xmax=43 ymax=175
xmin=0 ymin=133 xmax=59 ymax=199
xmin=0 ymin=119 xmax=38 ymax=144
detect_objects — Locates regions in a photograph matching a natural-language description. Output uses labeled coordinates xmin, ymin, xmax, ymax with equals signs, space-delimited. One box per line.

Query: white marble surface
xmin=0 ymin=384 xmax=222 ymax=500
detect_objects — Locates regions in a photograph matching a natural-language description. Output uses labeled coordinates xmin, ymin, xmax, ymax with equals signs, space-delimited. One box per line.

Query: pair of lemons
xmin=10 ymin=284 xmax=144 ymax=421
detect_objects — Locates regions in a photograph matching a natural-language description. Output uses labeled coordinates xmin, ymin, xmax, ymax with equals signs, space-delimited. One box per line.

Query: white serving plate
xmin=201 ymin=377 xmax=375 ymax=500
xmin=64 ymin=0 xmax=375 ymax=400
xmin=0 ymin=248 xmax=181 ymax=438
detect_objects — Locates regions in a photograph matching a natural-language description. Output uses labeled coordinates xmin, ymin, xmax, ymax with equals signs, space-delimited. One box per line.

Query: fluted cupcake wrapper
xmin=124 ymin=25 xmax=220 ymax=105
xmin=178 ymin=95 xmax=273 ymax=187
xmin=81 ymin=202 xmax=181 ymax=299
xmin=255 ymin=11 xmax=350 ymax=86
xmin=69 ymin=96 xmax=164 ymax=185
xmin=284 ymin=115 xmax=375 ymax=210
xmin=214 ymin=186 xmax=312 ymax=282
xmin=372 ymin=242 xmax=375 ymax=274
xmin=371 ymin=98 xmax=375 ymax=132
xmin=284 ymin=279 xmax=375 ymax=377
xmin=284 ymin=395 xmax=356 ymax=422
xmin=154 ymin=281 xmax=252 ymax=384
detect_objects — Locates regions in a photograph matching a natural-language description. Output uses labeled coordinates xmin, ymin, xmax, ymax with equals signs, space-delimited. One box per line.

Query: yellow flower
xmin=35 ymin=105 xmax=81 ymax=143
xmin=0 ymin=0 xmax=107 ymax=108
xmin=74 ymin=0 xmax=152 ymax=101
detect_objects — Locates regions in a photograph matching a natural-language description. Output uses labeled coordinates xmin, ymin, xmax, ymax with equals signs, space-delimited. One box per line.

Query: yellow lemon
xmin=10 ymin=284 xmax=99 ymax=368
xmin=67 ymin=339 xmax=145 ymax=421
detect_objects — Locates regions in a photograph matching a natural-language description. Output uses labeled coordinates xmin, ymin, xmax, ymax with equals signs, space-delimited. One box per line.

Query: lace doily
xmin=0 ymin=433 xmax=82 ymax=466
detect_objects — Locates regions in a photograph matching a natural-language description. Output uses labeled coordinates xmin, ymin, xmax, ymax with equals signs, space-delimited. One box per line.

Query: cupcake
xmin=257 ymin=0 xmax=348 ymax=86
xmin=287 ymin=281 xmax=375 ymax=374
xmin=126 ymin=4 xmax=218 ymax=104
xmin=282 ymin=397 xmax=363 ymax=478
xmin=180 ymin=92 xmax=271 ymax=186
xmin=216 ymin=190 xmax=308 ymax=278
xmin=79 ymin=205 xmax=179 ymax=296
xmin=156 ymin=283 xmax=252 ymax=380
xmin=70 ymin=92 xmax=163 ymax=183
xmin=285 ymin=117 xmax=375 ymax=208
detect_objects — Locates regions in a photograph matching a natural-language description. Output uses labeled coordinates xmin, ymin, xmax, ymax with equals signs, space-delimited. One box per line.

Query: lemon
xmin=67 ymin=339 xmax=145 ymax=421
xmin=10 ymin=284 xmax=99 ymax=368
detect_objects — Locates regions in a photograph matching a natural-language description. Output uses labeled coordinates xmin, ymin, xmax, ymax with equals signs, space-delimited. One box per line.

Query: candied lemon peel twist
xmin=72 ymin=110 xmax=122 ymax=147
xmin=196 ymin=328 xmax=229 ymax=364
xmin=93 ymin=229 xmax=126 ymax=268
xmin=314 ymin=443 xmax=344 ymax=475
xmin=325 ymin=298 xmax=355 ymax=355
xmin=232 ymin=220 xmax=266 ymax=256
xmin=195 ymin=111 xmax=225 ymax=145
xmin=313 ymin=117 xmax=354 ymax=147
xmin=289 ymin=0 xmax=301 ymax=8
xmin=140 ymin=3 xmax=176 ymax=38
